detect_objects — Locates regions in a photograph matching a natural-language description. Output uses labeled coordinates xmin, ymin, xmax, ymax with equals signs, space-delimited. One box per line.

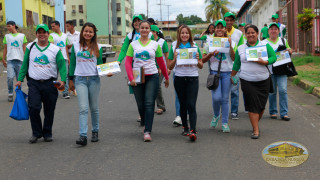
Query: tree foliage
xmin=297 ymin=8 xmax=316 ymax=31
xmin=205 ymin=0 xmax=231 ymax=22
xmin=176 ymin=14 xmax=206 ymax=25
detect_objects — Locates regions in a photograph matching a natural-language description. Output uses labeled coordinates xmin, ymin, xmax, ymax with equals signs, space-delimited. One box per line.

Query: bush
xmin=304 ymin=86 xmax=314 ymax=94
xmin=292 ymin=78 xmax=301 ymax=85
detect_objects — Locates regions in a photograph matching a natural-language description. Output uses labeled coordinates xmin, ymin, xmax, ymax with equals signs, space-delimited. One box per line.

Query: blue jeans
xmin=7 ymin=60 xmax=22 ymax=94
xmin=230 ymin=82 xmax=239 ymax=114
xmin=75 ymin=76 xmax=101 ymax=137
xmin=132 ymin=74 xmax=159 ymax=133
xmin=269 ymin=74 xmax=288 ymax=117
xmin=211 ymin=71 xmax=232 ymax=124
xmin=172 ymin=72 xmax=180 ymax=116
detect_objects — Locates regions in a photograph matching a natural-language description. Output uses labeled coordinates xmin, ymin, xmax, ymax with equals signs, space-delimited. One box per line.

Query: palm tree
xmin=205 ymin=0 xmax=232 ymax=22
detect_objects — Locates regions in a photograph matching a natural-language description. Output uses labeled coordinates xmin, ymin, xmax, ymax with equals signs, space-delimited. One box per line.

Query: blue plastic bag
xmin=9 ymin=87 xmax=29 ymax=120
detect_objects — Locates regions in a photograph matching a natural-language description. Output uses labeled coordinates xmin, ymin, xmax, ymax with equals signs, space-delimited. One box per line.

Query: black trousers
xmin=27 ymin=78 xmax=58 ymax=138
xmin=174 ymin=76 xmax=199 ymax=131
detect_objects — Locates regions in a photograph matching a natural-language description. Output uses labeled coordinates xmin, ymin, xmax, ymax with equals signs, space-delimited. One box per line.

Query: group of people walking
xmin=2 ymin=11 xmax=291 ymax=145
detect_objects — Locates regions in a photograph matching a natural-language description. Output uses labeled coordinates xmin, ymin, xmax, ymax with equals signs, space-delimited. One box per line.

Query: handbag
xmin=272 ymin=38 xmax=298 ymax=77
xmin=266 ymin=66 xmax=274 ymax=93
xmin=207 ymin=54 xmax=222 ymax=90
xmin=9 ymin=87 xmax=29 ymax=120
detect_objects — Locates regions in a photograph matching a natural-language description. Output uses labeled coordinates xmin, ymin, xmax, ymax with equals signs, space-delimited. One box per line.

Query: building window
xmin=72 ymin=5 xmax=76 ymax=14
xmin=73 ymin=19 xmax=77 ymax=26
xmin=0 ymin=3 xmax=3 ymax=22
xmin=79 ymin=19 xmax=84 ymax=26
xmin=126 ymin=20 xmax=130 ymax=27
xmin=26 ymin=10 xmax=33 ymax=27
xmin=117 ymin=31 xmax=122 ymax=35
xmin=79 ymin=5 xmax=83 ymax=13
xmin=117 ymin=17 xmax=121 ymax=25
xmin=117 ymin=3 xmax=121 ymax=11
xmin=125 ymin=7 xmax=128 ymax=14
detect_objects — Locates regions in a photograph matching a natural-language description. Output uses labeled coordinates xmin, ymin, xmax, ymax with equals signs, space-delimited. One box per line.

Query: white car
xmin=98 ymin=39 xmax=116 ymax=63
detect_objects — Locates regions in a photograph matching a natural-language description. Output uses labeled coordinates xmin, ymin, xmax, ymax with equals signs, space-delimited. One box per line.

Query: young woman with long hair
xmin=125 ymin=21 xmax=169 ymax=142
xmin=168 ymin=25 xmax=203 ymax=141
xmin=69 ymin=22 xmax=109 ymax=146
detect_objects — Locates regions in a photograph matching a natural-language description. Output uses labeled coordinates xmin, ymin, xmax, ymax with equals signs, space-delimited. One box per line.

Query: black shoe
xmin=251 ymin=133 xmax=260 ymax=139
xmin=91 ymin=132 xmax=99 ymax=142
xmin=181 ymin=128 xmax=190 ymax=136
xmin=281 ymin=116 xmax=291 ymax=121
xmin=44 ymin=137 xmax=53 ymax=142
xmin=189 ymin=130 xmax=197 ymax=141
xmin=29 ymin=136 xmax=39 ymax=144
xmin=76 ymin=136 xmax=87 ymax=146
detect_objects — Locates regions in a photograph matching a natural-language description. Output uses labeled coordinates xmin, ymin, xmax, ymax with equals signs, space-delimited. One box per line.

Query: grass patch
xmin=292 ymin=78 xmax=301 ymax=85
xmin=297 ymin=70 xmax=320 ymax=87
xmin=292 ymin=55 xmax=320 ymax=66
xmin=316 ymin=102 xmax=320 ymax=105
xmin=113 ymin=45 xmax=121 ymax=52
xmin=304 ymin=86 xmax=315 ymax=94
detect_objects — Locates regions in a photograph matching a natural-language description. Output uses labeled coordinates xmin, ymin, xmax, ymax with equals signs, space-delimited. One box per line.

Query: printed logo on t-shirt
xmin=57 ymin=41 xmax=65 ymax=47
xmin=135 ymin=51 xmax=150 ymax=61
xmin=34 ymin=54 xmax=50 ymax=65
xmin=11 ymin=41 xmax=19 ymax=47
xmin=77 ymin=50 xmax=93 ymax=59
xmin=215 ymin=53 xmax=227 ymax=61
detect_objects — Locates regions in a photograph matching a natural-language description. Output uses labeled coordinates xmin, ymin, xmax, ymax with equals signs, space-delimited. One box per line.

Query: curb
xmin=288 ymin=76 xmax=320 ymax=98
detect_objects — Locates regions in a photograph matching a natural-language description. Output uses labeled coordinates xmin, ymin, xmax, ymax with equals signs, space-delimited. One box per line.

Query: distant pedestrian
xmin=125 ymin=21 xmax=169 ymax=142
xmin=66 ymin=20 xmax=80 ymax=96
xmin=260 ymin=24 xmax=269 ymax=40
xmin=202 ymin=19 xmax=235 ymax=133
xmin=271 ymin=14 xmax=286 ymax=38
xmin=151 ymin=25 xmax=169 ymax=115
xmin=224 ymin=12 xmax=245 ymax=120
xmin=49 ymin=21 xmax=70 ymax=99
xmin=231 ymin=25 xmax=276 ymax=139
xmin=2 ymin=21 xmax=27 ymax=102
xmin=16 ymin=24 xmax=67 ymax=143
xmin=200 ymin=23 xmax=215 ymax=46
xmin=239 ymin=23 xmax=247 ymax=42
xmin=263 ymin=23 xmax=292 ymax=121
xmin=69 ymin=23 xmax=107 ymax=146
xmin=168 ymin=25 xmax=203 ymax=141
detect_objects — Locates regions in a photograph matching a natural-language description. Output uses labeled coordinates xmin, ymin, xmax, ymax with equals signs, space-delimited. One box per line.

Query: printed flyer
xmin=273 ymin=51 xmax=291 ymax=67
xmin=209 ymin=37 xmax=230 ymax=53
xmin=245 ymin=45 xmax=268 ymax=61
xmin=176 ymin=48 xmax=198 ymax=65
xmin=127 ymin=67 xmax=145 ymax=85
xmin=97 ymin=61 xmax=121 ymax=76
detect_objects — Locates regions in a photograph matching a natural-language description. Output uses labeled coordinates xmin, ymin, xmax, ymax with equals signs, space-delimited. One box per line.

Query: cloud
xmin=134 ymin=0 xmax=246 ymax=21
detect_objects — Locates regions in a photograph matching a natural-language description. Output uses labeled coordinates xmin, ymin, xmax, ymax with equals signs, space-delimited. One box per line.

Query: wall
xmin=4 ymin=0 xmax=23 ymax=26
xmin=55 ymin=0 xmax=64 ymax=32
xmin=87 ymin=0 xmax=110 ymax=36
xmin=0 ymin=0 xmax=5 ymax=23
xmin=66 ymin=0 xmax=86 ymax=32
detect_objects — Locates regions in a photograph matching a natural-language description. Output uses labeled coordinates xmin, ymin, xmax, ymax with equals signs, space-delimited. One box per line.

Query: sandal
xmin=251 ymin=133 xmax=260 ymax=139
xmin=155 ymin=109 xmax=164 ymax=115
xmin=270 ymin=114 xmax=277 ymax=119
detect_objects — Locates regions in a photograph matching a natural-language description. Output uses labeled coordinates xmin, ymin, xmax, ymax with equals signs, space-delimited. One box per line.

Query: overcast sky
xmin=134 ymin=0 xmax=246 ymax=21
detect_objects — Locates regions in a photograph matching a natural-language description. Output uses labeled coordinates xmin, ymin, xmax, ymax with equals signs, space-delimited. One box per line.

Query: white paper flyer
xmin=176 ymin=48 xmax=198 ymax=65
xmin=273 ymin=51 xmax=292 ymax=67
xmin=209 ymin=37 xmax=230 ymax=53
xmin=97 ymin=61 xmax=121 ymax=76
xmin=245 ymin=45 xmax=268 ymax=61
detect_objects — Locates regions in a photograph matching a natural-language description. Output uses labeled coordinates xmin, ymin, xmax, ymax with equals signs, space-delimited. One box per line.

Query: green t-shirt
xmin=261 ymin=26 xmax=269 ymax=38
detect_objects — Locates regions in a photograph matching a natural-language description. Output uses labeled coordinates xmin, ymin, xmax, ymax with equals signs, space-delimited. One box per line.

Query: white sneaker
xmin=143 ymin=132 xmax=152 ymax=142
xmin=173 ymin=116 xmax=182 ymax=126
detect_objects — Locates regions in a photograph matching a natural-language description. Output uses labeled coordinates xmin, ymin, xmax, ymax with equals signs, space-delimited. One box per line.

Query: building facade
xmin=237 ymin=0 xmax=253 ymax=25
xmin=0 ymin=0 xmax=5 ymax=23
xmin=112 ymin=0 xmax=133 ymax=36
xmin=65 ymin=0 xmax=86 ymax=32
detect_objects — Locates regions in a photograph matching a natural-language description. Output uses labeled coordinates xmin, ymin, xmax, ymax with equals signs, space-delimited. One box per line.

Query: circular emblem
xmin=262 ymin=141 xmax=309 ymax=168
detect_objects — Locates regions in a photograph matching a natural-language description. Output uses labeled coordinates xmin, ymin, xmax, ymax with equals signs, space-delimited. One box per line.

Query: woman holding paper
xmin=202 ymin=19 xmax=235 ymax=133
xmin=231 ymin=25 xmax=276 ymax=139
xmin=151 ymin=25 xmax=169 ymax=115
xmin=69 ymin=23 xmax=106 ymax=146
xmin=200 ymin=24 xmax=215 ymax=43
xmin=168 ymin=25 xmax=203 ymax=141
xmin=125 ymin=21 xmax=169 ymax=142
xmin=262 ymin=23 xmax=292 ymax=121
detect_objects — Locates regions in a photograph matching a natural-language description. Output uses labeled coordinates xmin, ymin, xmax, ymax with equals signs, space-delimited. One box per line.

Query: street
xmin=0 ymin=56 xmax=319 ymax=180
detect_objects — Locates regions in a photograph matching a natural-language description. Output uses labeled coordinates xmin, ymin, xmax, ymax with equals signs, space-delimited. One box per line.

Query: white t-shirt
xmin=279 ymin=24 xmax=286 ymax=38
xmin=27 ymin=42 xmax=62 ymax=80
xmin=66 ymin=31 xmax=80 ymax=53
xmin=127 ymin=31 xmax=153 ymax=42
xmin=126 ymin=39 xmax=162 ymax=75
xmin=3 ymin=33 xmax=27 ymax=61
xmin=237 ymin=41 xmax=270 ymax=81
xmin=156 ymin=38 xmax=167 ymax=66
xmin=228 ymin=27 xmax=243 ymax=46
xmin=72 ymin=42 xmax=101 ymax=76
xmin=203 ymin=40 xmax=236 ymax=72
xmin=49 ymin=32 xmax=69 ymax=59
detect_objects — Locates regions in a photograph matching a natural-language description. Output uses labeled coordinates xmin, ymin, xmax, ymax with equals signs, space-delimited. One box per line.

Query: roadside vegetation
xmin=292 ymin=55 xmax=320 ymax=87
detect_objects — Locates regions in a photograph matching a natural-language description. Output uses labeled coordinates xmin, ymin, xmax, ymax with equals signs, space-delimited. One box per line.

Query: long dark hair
xmin=176 ymin=25 xmax=194 ymax=49
xmin=79 ymin=22 xmax=99 ymax=58
xmin=205 ymin=24 xmax=215 ymax=35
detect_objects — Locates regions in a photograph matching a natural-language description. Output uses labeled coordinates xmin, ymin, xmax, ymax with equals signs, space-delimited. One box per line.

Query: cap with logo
xmin=151 ymin=25 xmax=159 ymax=32
xmin=36 ymin=24 xmax=50 ymax=32
xmin=269 ymin=22 xmax=280 ymax=29
xmin=215 ymin=19 xmax=226 ymax=27
xmin=272 ymin=14 xmax=279 ymax=19
xmin=224 ymin=12 xmax=236 ymax=19
xmin=132 ymin=14 xmax=143 ymax=21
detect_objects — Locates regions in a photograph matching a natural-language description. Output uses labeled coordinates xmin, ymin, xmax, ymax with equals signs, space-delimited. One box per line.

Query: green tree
xmin=205 ymin=0 xmax=231 ymax=22
xmin=176 ymin=14 xmax=205 ymax=25
xmin=140 ymin=14 xmax=147 ymax=20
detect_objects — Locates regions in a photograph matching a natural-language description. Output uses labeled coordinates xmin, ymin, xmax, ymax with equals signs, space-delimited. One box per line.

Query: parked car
xmin=98 ymin=39 xmax=116 ymax=63
xmin=194 ymin=34 xmax=200 ymax=40
xmin=165 ymin=35 xmax=173 ymax=42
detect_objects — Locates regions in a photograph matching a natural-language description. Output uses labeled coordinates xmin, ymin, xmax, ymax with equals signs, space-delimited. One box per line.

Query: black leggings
xmin=174 ymin=76 xmax=199 ymax=131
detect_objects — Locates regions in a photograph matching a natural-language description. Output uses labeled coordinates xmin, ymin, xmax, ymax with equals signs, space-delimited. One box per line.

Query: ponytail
xmin=158 ymin=30 xmax=165 ymax=39
xmin=129 ymin=29 xmax=136 ymax=44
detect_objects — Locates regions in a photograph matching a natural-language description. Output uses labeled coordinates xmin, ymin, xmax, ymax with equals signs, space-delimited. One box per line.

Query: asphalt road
xmin=0 ymin=56 xmax=320 ymax=180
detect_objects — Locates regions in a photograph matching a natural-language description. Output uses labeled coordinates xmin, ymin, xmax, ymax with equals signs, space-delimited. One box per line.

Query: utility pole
xmin=146 ymin=0 xmax=149 ymax=18
xmin=165 ymin=5 xmax=171 ymax=34
xmin=157 ymin=0 xmax=162 ymax=30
